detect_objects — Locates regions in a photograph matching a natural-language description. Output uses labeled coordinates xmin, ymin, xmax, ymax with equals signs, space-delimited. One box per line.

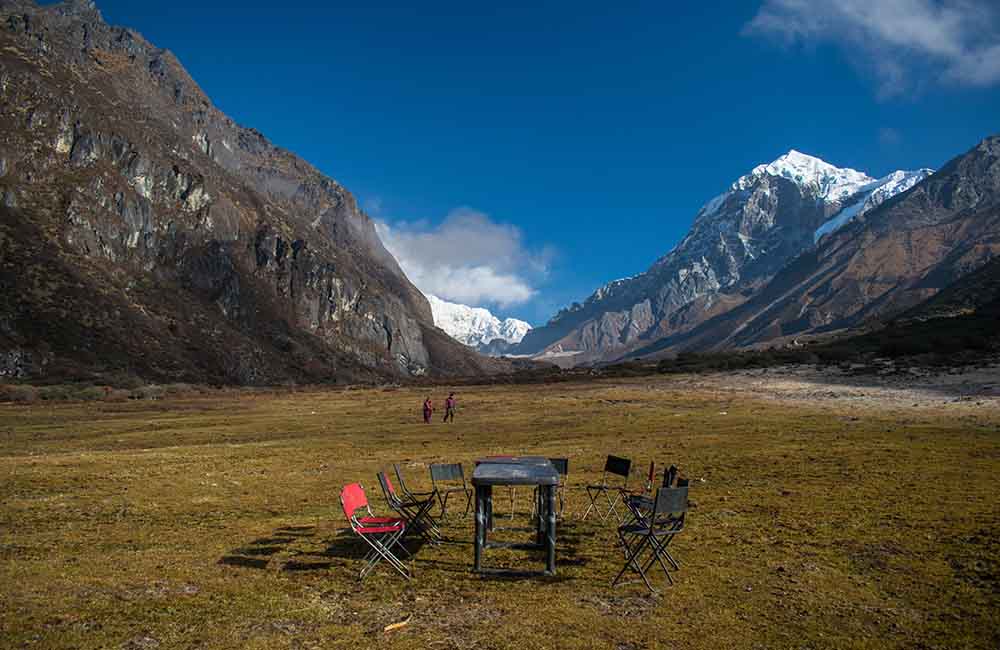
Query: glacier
xmin=814 ymin=168 xmax=934 ymax=243
xmin=426 ymin=294 xmax=531 ymax=350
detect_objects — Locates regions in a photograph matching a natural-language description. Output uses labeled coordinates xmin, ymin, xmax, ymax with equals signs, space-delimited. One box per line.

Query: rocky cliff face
xmin=0 ymin=0 xmax=500 ymax=383
xmin=517 ymin=149 xmax=932 ymax=362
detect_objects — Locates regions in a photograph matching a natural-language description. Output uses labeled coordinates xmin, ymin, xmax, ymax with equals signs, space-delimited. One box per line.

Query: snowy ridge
xmin=697 ymin=149 xmax=933 ymax=243
xmin=590 ymin=274 xmax=641 ymax=302
xmin=814 ymin=168 xmax=934 ymax=242
xmin=426 ymin=294 xmax=531 ymax=349
xmin=700 ymin=149 xmax=878 ymax=218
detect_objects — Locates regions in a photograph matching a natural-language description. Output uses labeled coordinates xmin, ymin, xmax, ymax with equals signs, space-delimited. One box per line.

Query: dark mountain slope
xmin=0 ymin=0 xmax=503 ymax=383
xmin=839 ymin=254 xmax=1000 ymax=360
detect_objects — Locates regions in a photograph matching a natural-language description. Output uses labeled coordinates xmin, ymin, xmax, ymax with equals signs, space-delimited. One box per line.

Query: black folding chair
xmin=377 ymin=471 xmax=441 ymax=544
xmin=582 ymin=455 xmax=631 ymax=521
xmin=394 ymin=463 xmax=437 ymax=502
xmin=429 ymin=463 xmax=472 ymax=518
xmin=623 ymin=464 xmax=678 ymax=528
xmin=612 ymin=485 xmax=688 ymax=593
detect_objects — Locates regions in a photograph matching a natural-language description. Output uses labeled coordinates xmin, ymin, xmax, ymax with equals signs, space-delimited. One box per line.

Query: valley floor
xmin=1 ymin=370 xmax=998 ymax=649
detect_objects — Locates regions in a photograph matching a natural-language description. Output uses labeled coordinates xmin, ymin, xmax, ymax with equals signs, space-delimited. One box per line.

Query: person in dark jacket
xmin=422 ymin=397 xmax=433 ymax=424
xmin=443 ymin=392 xmax=456 ymax=422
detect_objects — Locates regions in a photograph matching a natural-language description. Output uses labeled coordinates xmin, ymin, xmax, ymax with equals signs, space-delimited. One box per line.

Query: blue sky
xmin=80 ymin=0 xmax=999 ymax=324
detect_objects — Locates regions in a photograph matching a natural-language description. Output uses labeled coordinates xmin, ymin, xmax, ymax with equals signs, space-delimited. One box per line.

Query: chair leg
xmin=642 ymin=537 xmax=675 ymax=585
xmin=603 ymin=489 xmax=625 ymax=522
xmin=612 ymin=534 xmax=656 ymax=593
xmin=398 ymin=499 xmax=441 ymax=544
xmin=582 ymin=486 xmax=603 ymax=520
xmin=436 ymin=490 xmax=447 ymax=519
xmin=659 ymin=534 xmax=681 ymax=570
xmin=439 ymin=491 xmax=450 ymax=519
xmin=357 ymin=530 xmax=411 ymax=580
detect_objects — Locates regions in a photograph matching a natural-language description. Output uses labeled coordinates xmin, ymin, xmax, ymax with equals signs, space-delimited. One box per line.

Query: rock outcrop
xmin=0 ymin=0 xmax=502 ymax=384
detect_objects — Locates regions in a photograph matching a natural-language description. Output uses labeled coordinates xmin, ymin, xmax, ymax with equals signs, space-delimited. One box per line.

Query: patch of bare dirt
xmin=660 ymin=363 xmax=1000 ymax=410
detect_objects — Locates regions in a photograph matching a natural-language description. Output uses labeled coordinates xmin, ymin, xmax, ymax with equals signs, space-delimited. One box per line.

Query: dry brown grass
xmin=1 ymin=375 xmax=998 ymax=649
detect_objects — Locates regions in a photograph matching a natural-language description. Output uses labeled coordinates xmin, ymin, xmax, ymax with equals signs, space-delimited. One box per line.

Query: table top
xmin=472 ymin=459 xmax=560 ymax=486
xmin=474 ymin=456 xmax=552 ymax=466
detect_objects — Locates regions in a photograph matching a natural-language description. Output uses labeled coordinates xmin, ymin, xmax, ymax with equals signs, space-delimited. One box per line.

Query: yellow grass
xmin=1 ymin=376 xmax=998 ymax=649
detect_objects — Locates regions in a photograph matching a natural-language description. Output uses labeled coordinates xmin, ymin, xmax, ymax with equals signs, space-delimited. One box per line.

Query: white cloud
xmin=745 ymin=0 xmax=1000 ymax=97
xmin=375 ymin=207 xmax=552 ymax=308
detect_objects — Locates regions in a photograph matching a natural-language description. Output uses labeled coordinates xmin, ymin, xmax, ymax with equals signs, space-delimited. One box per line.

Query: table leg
xmin=546 ymin=484 xmax=557 ymax=575
xmin=535 ymin=487 xmax=546 ymax=544
xmin=474 ymin=486 xmax=485 ymax=572
xmin=486 ymin=485 xmax=494 ymax=532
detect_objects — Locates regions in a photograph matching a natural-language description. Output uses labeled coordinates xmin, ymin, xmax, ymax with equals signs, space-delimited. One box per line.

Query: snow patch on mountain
xmin=814 ymin=168 xmax=934 ymax=242
xmin=427 ymin=294 xmax=531 ymax=349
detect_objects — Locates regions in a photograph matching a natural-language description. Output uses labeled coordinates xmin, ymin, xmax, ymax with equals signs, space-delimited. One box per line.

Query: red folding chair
xmin=340 ymin=483 xmax=411 ymax=580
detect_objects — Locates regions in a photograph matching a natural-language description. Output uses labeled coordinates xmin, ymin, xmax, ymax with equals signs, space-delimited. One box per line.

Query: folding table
xmin=472 ymin=456 xmax=559 ymax=576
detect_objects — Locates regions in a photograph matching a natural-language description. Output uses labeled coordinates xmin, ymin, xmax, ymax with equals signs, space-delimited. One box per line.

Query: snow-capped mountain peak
xmin=700 ymin=149 xmax=878 ymax=219
xmin=426 ymin=294 xmax=531 ymax=351
xmin=743 ymin=149 xmax=876 ymax=201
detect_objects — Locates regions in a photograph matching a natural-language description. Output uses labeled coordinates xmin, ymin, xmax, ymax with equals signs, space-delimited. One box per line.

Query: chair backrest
xmin=340 ymin=483 xmax=368 ymax=522
xmin=377 ymin=471 xmax=400 ymax=506
xmin=392 ymin=464 xmax=412 ymax=495
xmin=653 ymin=486 xmax=689 ymax=520
xmin=548 ymin=458 xmax=569 ymax=476
xmin=604 ymin=455 xmax=631 ymax=485
xmin=663 ymin=464 xmax=679 ymax=488
xmin=430 ymin=462 xmax=464 ymax=483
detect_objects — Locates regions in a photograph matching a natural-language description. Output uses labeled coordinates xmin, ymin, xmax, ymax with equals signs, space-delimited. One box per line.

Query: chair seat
xmin=619 ymin=521 xmax=683 ymax=536
xmin=356 ymin=520 xmax=406 ymax=534
xmin=626 ymin=494 xmax=653 ymax=507
xmin=359 ymin=516 xmax=405 ymax=526
xmin=399 ymin=497 xmax=433 ymax=508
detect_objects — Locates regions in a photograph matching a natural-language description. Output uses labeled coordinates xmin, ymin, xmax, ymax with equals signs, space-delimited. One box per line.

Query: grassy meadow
xmin=1 ymin=376 xmax=998 ymax=649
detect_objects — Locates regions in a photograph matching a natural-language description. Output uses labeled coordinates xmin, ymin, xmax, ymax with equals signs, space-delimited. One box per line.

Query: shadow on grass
xmin=219 ymin=517 xmax=595 ymax=578
xmin=219 ymin=524 xmax=318 ymax=570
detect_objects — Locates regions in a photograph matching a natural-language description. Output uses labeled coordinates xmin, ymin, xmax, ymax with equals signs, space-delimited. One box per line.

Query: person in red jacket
xmin=422 ymin=397 xmax=433 ymax=424
xmin=443 ymin=392 xmax=456 ymax=422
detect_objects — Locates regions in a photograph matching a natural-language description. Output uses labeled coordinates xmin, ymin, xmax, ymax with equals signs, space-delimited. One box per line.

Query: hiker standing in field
xmin=422 ymin=397 xmax=434 ymax=424
xmin=443 ymin=392 xmax=456 ymax=422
